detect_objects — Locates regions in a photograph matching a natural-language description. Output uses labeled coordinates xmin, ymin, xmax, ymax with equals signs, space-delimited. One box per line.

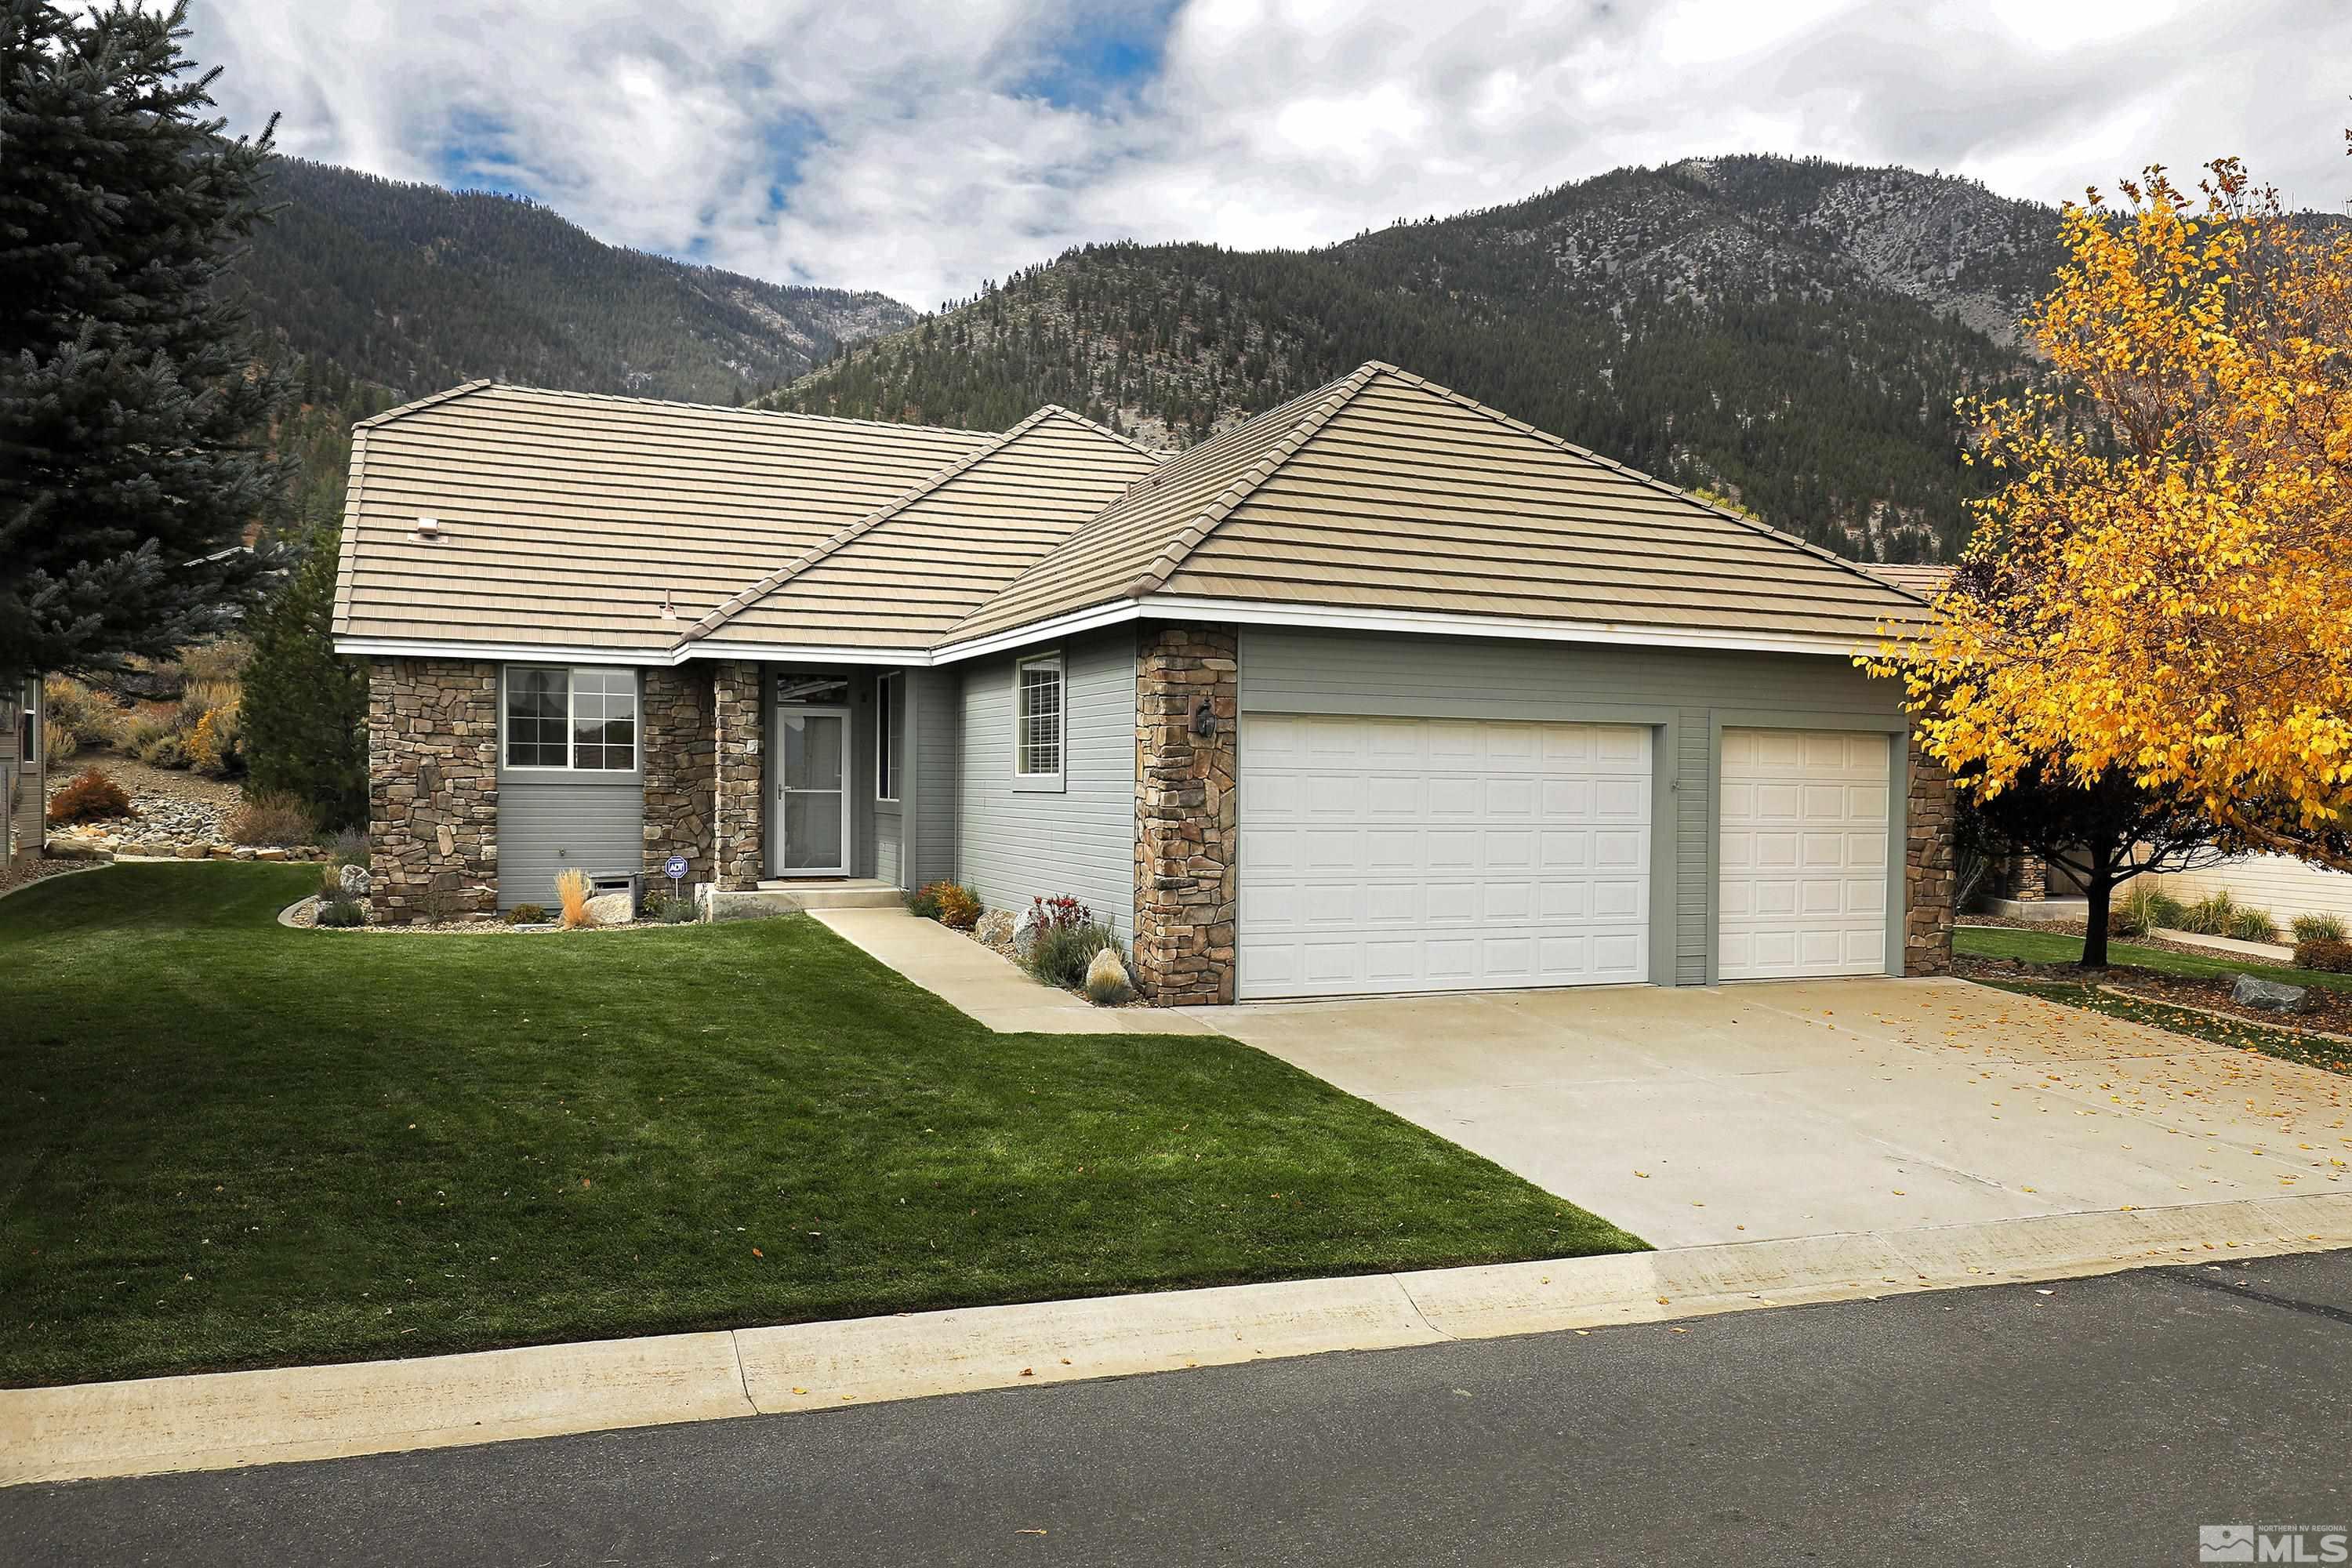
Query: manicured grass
xmin=0 ymin=865 xmax=1642 ymax=1386
xmin=1955 ymin=924 xmax=2352 ymax=993
xmin=1973 ymin=977 xmax=2352 ymax=1076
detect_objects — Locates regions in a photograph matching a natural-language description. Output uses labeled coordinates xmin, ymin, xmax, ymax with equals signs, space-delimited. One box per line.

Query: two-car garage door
xmin=1238 ymin=715 xmax=1651 ymax=1000
xmin=1236 ymin=715 xmax=1894 ymax=1000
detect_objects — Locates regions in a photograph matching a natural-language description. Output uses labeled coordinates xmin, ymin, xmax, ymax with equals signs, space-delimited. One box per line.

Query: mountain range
xmin=233 ymin=154 xmax=2076 ymax=560
xmin=236 ymin=158 xmax=916 ymax=405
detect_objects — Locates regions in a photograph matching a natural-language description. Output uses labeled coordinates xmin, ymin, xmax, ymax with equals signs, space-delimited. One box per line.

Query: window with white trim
xmin=504 ymin=666 xmax=637 ymax=771
xmin=877 ymin=672 xmax=901 ymax=801
xmin=1015 ymin=654 xmax=1064 ymax=781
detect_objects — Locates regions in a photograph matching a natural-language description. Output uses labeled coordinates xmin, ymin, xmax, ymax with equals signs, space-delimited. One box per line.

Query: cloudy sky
xmin=187 ymin=0 xmax=2352 ymax=311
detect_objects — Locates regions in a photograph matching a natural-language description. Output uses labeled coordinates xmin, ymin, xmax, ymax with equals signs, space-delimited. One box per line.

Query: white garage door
xmin=1718 ymin=728 xmax=1892 ymax=980
xmin=1239 ymin=714 xmax=1651 ymax=1000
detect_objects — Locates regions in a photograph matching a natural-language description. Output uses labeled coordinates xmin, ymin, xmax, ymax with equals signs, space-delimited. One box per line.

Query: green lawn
xmin=0 ymin=865 xmax=1640 ymax=1387
xmin=1955 ymin=924 xmax=2352 ymax=993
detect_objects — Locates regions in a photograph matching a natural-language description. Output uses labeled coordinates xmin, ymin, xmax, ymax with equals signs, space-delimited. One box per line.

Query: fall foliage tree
xmin=1877 ymin=151 xmax=2352 ymax=950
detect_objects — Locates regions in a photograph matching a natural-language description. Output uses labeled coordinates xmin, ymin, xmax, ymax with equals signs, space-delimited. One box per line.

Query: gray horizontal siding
xmin=956 ymin=630 xmax=1135 ymax=934
xmin=909 ymin=668 xmax=959 ymax=890
xmin=498 ymin=778 xmax=644 ymax=909
xmin=1238 ymin=628 xmax=1906 ymax=985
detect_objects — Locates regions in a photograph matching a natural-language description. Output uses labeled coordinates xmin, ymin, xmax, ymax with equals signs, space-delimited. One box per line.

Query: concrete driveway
xmin=1185 ymin=978 xmax=2352 ymax=1247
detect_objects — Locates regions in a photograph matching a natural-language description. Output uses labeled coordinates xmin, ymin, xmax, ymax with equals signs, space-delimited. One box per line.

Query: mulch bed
xmin=1955 ymin=952 xmax=2352 ymax=1038
xmin=0 ymin=858 xmax=101 ymax=899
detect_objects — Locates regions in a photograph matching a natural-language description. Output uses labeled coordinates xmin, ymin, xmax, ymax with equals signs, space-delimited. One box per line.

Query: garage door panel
xmin=1719 ymin=727 xmax=1893 ymax=981
xmin=1240 ymin=714 xmax=1652 ymax=1000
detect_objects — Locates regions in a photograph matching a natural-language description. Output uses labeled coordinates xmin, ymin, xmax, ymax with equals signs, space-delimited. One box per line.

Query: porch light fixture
xmin=1192 ymin=695 xmax=1217 ymax=738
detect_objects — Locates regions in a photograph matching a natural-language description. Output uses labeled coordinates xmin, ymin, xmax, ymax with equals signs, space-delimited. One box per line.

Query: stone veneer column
xmin=641 ymin=664 xmax=715 ymax=885
xmin=368 ymin=658 xmax=499 ymax=923
xmin=1132 ymin=625 xmax=1239 ymax=1005
xmin=711 ymin=661 xmax=766 ymax=891
xmin=1904 ymin=735 xmax=1956 ymax=976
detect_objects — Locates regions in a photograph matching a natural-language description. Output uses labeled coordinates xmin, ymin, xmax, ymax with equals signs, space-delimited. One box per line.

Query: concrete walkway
xmin=808 ymin=907 xmax=1217 ymax=1035
xmin=8 ymin=1193 xmax=2347 ymax=1488
xmin=1185 ymin=977 xmax=2352 ymax=1247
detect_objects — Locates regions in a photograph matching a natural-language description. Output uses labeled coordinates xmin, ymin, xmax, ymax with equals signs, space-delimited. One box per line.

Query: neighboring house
xmin=332 ymin=362 xmax=1950 ymax=1003
xmin=1866 ymin=564 xmax=1955 ymax=598
xmin=1 ymin=674 xmax=43 ymax=865
xmin=2154 ymin=855 xmax=2352 ymax=931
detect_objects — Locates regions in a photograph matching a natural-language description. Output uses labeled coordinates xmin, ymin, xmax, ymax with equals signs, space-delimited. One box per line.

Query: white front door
xmin=775 ymin=706 xmax=849 ymax=876
xmin=1718 ymin=728 xmax=1893 ymax=980
xmin=1237 ymin=714 xmax=1653 ymax=1000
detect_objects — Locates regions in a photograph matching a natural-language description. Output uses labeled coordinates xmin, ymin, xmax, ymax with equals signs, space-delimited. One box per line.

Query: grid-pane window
xmin=506 ymin=668 xmax=568 ymax=768
xmin=877 ymin=673 xmax=900 ymax=800
xmin=1016 ymin=656 xmax=1062 ymax=779
xmin=506 ymin=666 xmax=637 ymax=771
xmin=572 ymin=669 xmax=637 ymax=770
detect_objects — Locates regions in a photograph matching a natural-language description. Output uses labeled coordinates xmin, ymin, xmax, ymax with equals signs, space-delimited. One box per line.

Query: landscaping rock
xmin=975 ymin=909 xmax=1015 ymax=947
xmin=2231 ymin=973 xmax=2307 ymax=1014
xmin=338 ymin=863 xmax=372 ymax=898
xmin=1084 ymin=945 xmax=1134 ymax=1005
xmin=584 ymin=891 xmax=634 ymax=927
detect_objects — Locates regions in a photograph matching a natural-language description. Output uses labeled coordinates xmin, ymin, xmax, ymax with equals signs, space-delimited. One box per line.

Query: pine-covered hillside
xmin=234 ymin=159 xmax=918 ymax=405
xmin=772 ymin=155 xmax=2067 ymax=561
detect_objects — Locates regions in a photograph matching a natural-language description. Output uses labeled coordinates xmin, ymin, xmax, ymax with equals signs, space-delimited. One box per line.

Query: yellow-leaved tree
xmin=1876 ymin=153 xmax=2352 ymax=931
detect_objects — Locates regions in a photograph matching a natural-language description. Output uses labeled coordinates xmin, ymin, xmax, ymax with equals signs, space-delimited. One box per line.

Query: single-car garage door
xmin=1239 ymin=714 xmax=1650 ymax=1000
xmin=1718 ymin=728 xmax=1892 ymax=980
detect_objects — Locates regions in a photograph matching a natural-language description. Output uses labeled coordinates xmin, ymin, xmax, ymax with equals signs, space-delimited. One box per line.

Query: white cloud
xmin=185 ymin=0 xmax=2352 ymax=312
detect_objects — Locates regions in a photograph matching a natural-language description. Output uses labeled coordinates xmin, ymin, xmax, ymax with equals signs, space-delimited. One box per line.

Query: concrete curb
xmin=8 ymin=1192 xmax=2349 ymax=1489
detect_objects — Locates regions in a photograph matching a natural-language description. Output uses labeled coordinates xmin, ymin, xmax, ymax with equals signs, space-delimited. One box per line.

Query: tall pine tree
xmin=240 ymin=521 xmax=366 ymax=830
xmin=0 ymin=0 xmax=289 ymax=678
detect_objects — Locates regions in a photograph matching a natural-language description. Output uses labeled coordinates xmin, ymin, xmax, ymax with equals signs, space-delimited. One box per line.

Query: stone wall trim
xmin=368 ymin=657 xmax=499 ymax=923
xmin=1132 ymin=625 xmax=1238 ymax=1006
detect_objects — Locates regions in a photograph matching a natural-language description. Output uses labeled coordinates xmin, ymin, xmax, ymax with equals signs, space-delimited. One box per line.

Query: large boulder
xmin=583 ymin=891 xmax=634 ymax=927
xmin=2232 ymin=973 xmax=2307 ymax=1014
xmin=338 ymin=863 xmax=372 ymax=898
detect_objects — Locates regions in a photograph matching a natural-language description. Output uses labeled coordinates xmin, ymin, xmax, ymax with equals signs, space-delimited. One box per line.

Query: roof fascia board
xmin=1136 ymin=595 xmax=1871 ymax=659
xmin=337 ymin=636 xmax=947 ymax=668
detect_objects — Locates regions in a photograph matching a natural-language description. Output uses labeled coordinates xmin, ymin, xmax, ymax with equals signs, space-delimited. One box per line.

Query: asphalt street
xmin=8 ymin=1250 xmax=2352 ymax=1567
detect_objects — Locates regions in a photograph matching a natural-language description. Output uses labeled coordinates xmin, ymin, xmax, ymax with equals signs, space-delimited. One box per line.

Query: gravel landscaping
xmin=42 ymin=750 xmax=332 ymax=862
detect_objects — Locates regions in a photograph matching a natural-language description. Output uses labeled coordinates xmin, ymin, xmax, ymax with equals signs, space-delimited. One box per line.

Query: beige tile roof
xmin=331 ymin=382 xmax=991 ymax=651
xmin=944 ymin=363 xmax=1929 ymax=650
xmin=683 ymin=406 xmax=1159 ymax=653
xmin=1867 ymin=563 xmax=1955 ymax=597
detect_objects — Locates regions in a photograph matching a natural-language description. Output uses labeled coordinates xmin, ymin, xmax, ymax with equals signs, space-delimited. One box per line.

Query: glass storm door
xmin=776 ymin=707 xmax=848 ymax=875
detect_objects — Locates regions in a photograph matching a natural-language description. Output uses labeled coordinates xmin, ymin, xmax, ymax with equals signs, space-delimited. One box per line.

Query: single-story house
xmin=332 ymin=361 xmax=1951 ymax=1003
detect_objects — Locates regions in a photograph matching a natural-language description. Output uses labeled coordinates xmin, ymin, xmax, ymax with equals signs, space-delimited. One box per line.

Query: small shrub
xmin=641 ymin=891 xmax=699 ymax=924
xmin=225 ymin=789 xmax=314 ymax=846
xmin=117 ymin=704 xmax=180 ymax=757
xmin=1025 ymin=919 xmax=1125 ymax=990
xmin=2174 ymin=891 xmax=2238 ymax=936
xmin=909 ymin=880 xmax=982 ymax=929
xmin=45 ymin=768 xmax=131 ymax=825
xmin=41 ymin=721 xmax=78 ymax=768
xmin=314 ymin=895 xmax=365 ymax=928
xmin=2223 ymin=904 xmax=2280 ymax=944
xmin=325 ymin=828 xmax=368 ymax=867
xmin=178 ymin=638 xmax=249 ymax=684
xmin=555 ymin=867 xmax=595 ymax=929
xmin=41 ymin=675 xmax=116 ymax=749
xmin=506 ymin=902 xmax=550 ymax=926
xmin=2112 ymin=882 xmax=2182 ymax=938
xmin=2294 ymin=938 xmax=2352 ymax=975
xmin=2292 ymin=913 xmax=2347 ymax=945
xmin=136 ymin=729 xmax=194 ymax=770
xmin=188 ymin=702 xmax=243 ymax=779
xmin=1027 ymin=894 xmax=1093 ymax=938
